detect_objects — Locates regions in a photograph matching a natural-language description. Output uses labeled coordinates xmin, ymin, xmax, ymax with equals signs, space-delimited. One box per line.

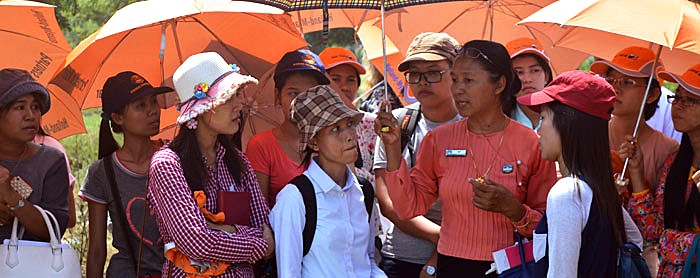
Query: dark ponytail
xmin=663 ymin=133 xmax=700 ymax=230
xmin=98 ymin=118 xmax=120 ymax=159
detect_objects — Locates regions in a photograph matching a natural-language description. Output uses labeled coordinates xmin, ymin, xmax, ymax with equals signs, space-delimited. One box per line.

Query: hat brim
xmin=658 ymin=70 xmax=700 ymax=97
xmin=510 ymin=49 xmax=551 ymax=63
xmin=176 ymin=74 xmax=258 ymax=125
xmin=590 ymin=60 xmax=652 ymax=78
xmin=326 ymin=60 xmax=367 ymax=75
xmin=398 ymin=53 xmax=448 ymax=72
xmin=275 ymin=68 xmax=331 ymax=85
xmin=516 ymin=90 xmax=556 ymax=113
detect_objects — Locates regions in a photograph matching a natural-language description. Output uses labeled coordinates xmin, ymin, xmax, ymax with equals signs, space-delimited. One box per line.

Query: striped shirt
xmin=148 ymin=143 xmax=270 ymax=277
xmin=386 ymin=119 xmax=557 ymax=261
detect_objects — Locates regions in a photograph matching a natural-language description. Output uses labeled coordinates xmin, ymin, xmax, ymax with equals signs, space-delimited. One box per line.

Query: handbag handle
xmin=6 ymin=205 xmax=65 ymax=272
xmin=682 ymin=235 xmax=700 ymax=278
xmin=515 ymin=232 xmax=532 ymax=278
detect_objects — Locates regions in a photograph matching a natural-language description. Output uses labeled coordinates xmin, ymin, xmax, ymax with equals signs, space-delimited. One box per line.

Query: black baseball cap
xmin=273 ymin=49 xmax=330 ymax=86
xmin=101 ymin=71 xmax=173 ymax=120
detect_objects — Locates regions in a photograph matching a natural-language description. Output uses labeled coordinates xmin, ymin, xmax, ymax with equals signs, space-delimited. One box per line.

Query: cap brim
xmin=326 ymin=61 xmax=367 ymax=75
xmin=276 ymin=68 xmax=331 ymax=85
xmin=398 ymin=53 xmax=448 ymax=72
xmin=511 ymin=49 xmax=550 ymax=63
xmin=590 ymin=60 xmax=650 ymax=78
xmin=516 ymin=90 xmax=556 ymax=113
xmin=658 ymin=70 xmax=700 ymax=97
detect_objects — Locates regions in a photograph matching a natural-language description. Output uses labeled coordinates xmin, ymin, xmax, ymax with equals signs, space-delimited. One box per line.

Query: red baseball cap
xmin=517 ymin=70 xmax=616 ymax=120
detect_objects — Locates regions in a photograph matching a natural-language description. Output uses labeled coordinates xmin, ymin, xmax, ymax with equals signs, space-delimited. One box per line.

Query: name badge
xmin=445 ymin=149 xmax=466 ymax=157
xmin=502 ymin=164 xmax=514 ymax=174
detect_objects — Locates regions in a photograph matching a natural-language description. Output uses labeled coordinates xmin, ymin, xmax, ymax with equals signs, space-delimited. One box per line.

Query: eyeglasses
xmin=668 ymin=95 xmax=700 ymax=106
xmin=404 ymin=70 xmax=447 ymax=84
xmin=461 ymin=48 xmax=496 ymax=66
xmin=604 ymin=77 xmax=646 ymax=88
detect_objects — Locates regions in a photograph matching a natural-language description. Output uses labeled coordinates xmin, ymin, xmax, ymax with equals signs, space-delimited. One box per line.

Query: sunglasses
xmin=461 ymin=48 xmax=496 ymax=66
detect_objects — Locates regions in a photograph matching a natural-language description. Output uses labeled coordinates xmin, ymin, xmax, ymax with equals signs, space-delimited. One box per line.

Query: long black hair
xmin=549 ymin=101 xmax=627 ymax=247
xmin=98 ymin=108 xmax=125 ymax=159
xmin=664 ymin=133 xmax=700 ymax=230
xmin=457 ymin=40 xmax=522 ymax=115
xmin=169 ymin=111 xmax=246 ymax=192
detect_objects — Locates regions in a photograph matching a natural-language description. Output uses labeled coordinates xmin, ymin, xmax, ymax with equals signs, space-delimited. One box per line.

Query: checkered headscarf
xmin=291 ymin=85 xmax=363 ymax=154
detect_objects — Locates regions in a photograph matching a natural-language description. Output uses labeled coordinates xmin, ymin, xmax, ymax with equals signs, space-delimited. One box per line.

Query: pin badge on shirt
xmin=445 ymin=149 xmax=467 ymax=157
xmin=502 ymin=164 xmax=514 ymax=174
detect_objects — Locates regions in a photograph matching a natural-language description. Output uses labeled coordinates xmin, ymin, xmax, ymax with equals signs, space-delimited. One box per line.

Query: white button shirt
xmin=270 ymin=158 xmax=387 ymax=278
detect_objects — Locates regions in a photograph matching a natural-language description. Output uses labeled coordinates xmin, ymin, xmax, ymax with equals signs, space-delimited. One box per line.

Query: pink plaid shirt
xmin=148 ymin=143 xmax=270 ymax=278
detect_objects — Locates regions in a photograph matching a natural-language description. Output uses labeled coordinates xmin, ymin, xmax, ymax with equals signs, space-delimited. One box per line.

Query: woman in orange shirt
xmin=375 ymin=40 xmax=557 ymax=277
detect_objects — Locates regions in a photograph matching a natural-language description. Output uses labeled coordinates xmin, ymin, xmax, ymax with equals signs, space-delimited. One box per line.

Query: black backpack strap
xmin=290 ymin=175 xmax=316 ymax=257
xmin=357 ymin=177 xmax=375 ymax=222
xmin=103 ymin=155 xmax=140 ymax=274
xmin=398 ymin=103 xmax=421 ymax=166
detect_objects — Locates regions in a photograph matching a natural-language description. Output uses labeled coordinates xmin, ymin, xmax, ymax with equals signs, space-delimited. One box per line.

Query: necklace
xmin=467 ymin=121 xmax=506 ymax=183
xmin=10 ymin=144 xmax=29 ymax=176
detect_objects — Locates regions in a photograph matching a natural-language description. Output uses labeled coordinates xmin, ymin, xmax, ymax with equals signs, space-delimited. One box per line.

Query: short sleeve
xmin=79 ymin=159 xmax=109 ymax=205
xmin=246 ymin=132 xmax=272 ymax=176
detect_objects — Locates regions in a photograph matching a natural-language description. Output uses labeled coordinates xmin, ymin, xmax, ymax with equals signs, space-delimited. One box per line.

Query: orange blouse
xmin=385 ymin=119 xmax=557 ymax=261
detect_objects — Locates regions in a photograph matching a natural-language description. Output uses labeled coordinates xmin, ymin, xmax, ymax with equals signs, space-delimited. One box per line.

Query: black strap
xmin=291 ymin=174 xmax=376 ymax=256
xmin=103 ymin=155 xmax=140 ymax=274
xmin=398 ymin=104 xmax=421 ymax=166
xmin=290 ymin=175 xmax=317 ymax=257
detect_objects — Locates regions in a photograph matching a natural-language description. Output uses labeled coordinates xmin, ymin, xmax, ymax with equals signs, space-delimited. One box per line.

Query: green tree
xmin=36 ymin=0 xmax=141 ymax=47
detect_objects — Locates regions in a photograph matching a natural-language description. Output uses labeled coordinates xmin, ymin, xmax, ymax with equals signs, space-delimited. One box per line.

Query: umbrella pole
xmin=617 ymin=44 xmax=663 ymax=185
xmin=381 ymin=0 xmax=389 ymax=112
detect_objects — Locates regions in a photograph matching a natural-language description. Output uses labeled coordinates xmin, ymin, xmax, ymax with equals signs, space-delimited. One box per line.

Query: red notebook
xmin=216 ymin=191 xmax=252 ymax=226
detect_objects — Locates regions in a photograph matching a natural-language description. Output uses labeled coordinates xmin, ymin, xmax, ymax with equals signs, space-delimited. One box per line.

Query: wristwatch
xmin=425 ymin=265 xmax=436 ymax=276
xmin=9 ymin=199 xmax=25 ymax=212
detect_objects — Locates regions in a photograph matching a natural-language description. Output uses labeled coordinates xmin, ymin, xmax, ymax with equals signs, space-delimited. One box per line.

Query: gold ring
xmin=381 ymin=126 xmax=390 ymax=133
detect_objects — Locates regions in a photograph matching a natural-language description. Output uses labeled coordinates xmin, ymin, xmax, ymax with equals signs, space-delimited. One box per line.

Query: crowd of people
xmin=0 ymin=31 xmax=699 ymax=278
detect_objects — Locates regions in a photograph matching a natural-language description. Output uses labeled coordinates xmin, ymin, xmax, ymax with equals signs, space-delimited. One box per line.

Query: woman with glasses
xmin=375 ymin=40 xmax=557 ymax=277
xmin=623 ymin=63 xmax=700 ymax=278
xmin=589 ymin=47 xmax=679 ymax=276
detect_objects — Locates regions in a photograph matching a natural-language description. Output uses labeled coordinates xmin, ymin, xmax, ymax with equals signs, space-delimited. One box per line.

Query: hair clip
xmin=230 ymin=64 xmax=240 ymax=73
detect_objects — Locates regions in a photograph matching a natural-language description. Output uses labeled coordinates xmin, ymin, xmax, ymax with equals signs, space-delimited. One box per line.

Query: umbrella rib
xmin=83 ymin=29 xmax=135 ymax=108
xmin=0 ymin=29 xmax=70 ymax=51
xmin=481 ymin=1 xmax=492 ymax=40
xmin=189 ymin=16 xmax=246 ymax=74
xmin=438 ymin=3 xmax=484 ymax=33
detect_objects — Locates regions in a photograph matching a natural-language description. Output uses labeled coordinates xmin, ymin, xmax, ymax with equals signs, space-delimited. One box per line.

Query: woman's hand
xmin=470 ymin=177 xmax=525 ymax=222
xmin=618 ymin=135 xmax=647 ymax=193
xmin=207 ymin=221 xmax=238 ymax=234
xmin=693 ymin=170 xmax=700 ymax=192
xmin=374 ymin=102 xmax=402 ymax=171
xmin=262 ymin=224 xmax=275 ymax=259
xmin=0 ymin=166 xmax=12 ymax=204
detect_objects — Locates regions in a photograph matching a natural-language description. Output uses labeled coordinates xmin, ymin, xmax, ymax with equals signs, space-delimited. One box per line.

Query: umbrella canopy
xmin=518 ymin=0 xmax=700 ymax=74
xmin=290 ymin=9 xmax=379 ymax=33
xmin=357 ymin=0 xmax=589 ymax=104
xmin=246 ymin=0 xmax=463 ymax=11
xmin=48 ymin=0 xmax=307 ymax=140
xmin=1 ymin=0 xmax=86 ymax=139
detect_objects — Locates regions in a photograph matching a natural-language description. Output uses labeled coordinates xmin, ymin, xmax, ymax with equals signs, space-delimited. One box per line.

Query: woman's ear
xmin=308 ymin=137 xmax=320 ymax=152
xmin=646 ymin=86 xmax=662 ymax=105
xmin=495 ymin=75 xmax=506 ymax=96
xmin=111 ymin=112 xmax=124 ymax=126
xmin=274 ymin=88 xmax=282 ymax=106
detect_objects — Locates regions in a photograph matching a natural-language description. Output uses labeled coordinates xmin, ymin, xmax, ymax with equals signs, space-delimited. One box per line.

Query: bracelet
xmin=512 ymin=208 xmax=530 ymax=230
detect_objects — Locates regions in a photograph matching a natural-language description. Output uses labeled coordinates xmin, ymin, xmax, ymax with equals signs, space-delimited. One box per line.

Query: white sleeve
xmin=546 ymin=179 xmax=588 ymax=278
xmin=622 ymin=208 xmax=643 ymax=250
xmin=270 ymin=184 xmax=306 ymax=278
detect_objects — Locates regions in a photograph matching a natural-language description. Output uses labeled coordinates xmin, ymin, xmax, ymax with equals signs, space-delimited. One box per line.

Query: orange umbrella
xmin=1 ymin=0 xmax=86 ymax=139
xmin=357 ymin=0 xmax=589 ymax=105
xmin=47 ymin=0 xmax=307 ymax=140
xmin=518 ymin=0 xmax=700 ymax=181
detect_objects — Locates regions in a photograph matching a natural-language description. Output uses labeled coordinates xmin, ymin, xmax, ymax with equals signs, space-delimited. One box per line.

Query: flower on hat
xmin=230 ymin=64 xmax=240 ymax=73
xmin=194 ymin=82 xmax=209 ymax=99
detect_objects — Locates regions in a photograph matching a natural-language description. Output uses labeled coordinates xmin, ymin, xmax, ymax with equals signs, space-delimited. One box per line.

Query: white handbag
xmin=0 ymin=205 xmax=81 ymax=277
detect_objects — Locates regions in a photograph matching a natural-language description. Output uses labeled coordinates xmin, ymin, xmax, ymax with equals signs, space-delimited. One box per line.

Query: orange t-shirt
xmin=386 ymin=120 xmax=557 ymax=261
xmin=246 ymin=130 xmax=303 ymax=206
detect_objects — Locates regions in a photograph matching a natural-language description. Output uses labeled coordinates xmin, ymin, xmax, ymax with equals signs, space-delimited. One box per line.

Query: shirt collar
xmin=307 ymin=157 xmax=360 ymax=194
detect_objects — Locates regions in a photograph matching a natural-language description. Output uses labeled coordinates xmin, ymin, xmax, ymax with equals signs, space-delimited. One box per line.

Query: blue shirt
xmin=270 ymin=157 xmax=386 ymax=278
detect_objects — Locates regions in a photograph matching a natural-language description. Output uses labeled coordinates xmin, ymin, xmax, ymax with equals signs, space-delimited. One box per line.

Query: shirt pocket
xmin=533 ymin=231 xmax=547 ymax=262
